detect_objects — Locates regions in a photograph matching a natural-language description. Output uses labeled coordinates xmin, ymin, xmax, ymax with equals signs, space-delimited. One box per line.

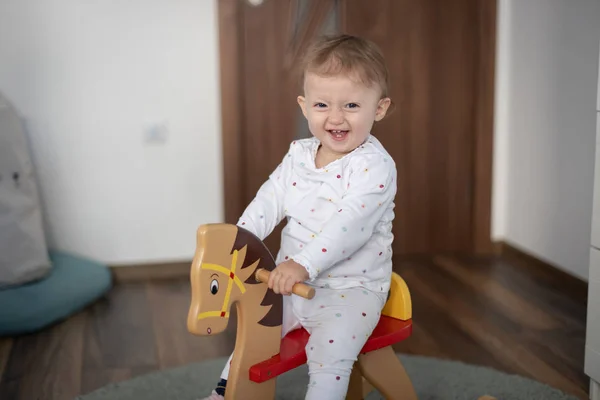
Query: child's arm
xmin=236 ymin=145 xmax=294 ymax=241
xmin=291 ymin=154 xmax=397 ymax=280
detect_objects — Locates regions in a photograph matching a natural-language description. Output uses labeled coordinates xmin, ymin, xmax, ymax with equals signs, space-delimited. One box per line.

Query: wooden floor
xmin=0 ymin=251 xmax=590 ymax=400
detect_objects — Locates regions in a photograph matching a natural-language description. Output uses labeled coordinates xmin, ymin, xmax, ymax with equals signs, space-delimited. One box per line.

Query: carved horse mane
xmin=230 ymin=226 xmax=282 ymax=327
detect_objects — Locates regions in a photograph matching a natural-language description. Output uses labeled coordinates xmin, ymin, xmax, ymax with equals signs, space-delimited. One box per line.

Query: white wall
xmin=3 ymin=0 xmax=599 ymax=275
xmin=492 ymin=0 xmax=600 ymax=281
xmin=0 ymin=0 xmax=224 ymax=265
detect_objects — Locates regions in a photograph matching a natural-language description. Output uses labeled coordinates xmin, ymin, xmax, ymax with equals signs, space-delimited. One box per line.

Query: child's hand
xmin=268 ymin=260 xmax=310 ymax=296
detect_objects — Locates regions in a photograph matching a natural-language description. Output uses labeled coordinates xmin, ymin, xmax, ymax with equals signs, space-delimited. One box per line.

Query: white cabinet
xmin=588 ymin=52 xmax=600 ymax=400
xmin=587 ymin=249 xmax=600 ymax=384
xmin=598 ymin=44 xmax=600 ymax=112
xmin=597 ymin=36 xmax=600 ymax=112
xmin=592 ymin=141 xmax=600 ymax=248
xmin=590 ymin=132 xmax=600 ymax=400
xmin=586 ymin=32 xmax=600 ymax=400
xmin=588 ymin=135 xmax=600 ymax=399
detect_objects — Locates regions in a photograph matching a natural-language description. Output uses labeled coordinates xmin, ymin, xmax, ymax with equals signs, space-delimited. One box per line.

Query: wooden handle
xmin=255 ymin=269 xmax=315 ymax=299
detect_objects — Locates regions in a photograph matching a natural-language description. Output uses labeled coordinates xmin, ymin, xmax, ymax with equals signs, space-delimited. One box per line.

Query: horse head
xmin=187 ymin=224 xmax=282 ymax=336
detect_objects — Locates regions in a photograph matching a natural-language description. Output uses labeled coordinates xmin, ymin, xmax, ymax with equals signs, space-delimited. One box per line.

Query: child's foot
xmin=198 ymin=391 xmax=224 ymax=400
xmin=199 ymin=378 xmax=227 ymax=400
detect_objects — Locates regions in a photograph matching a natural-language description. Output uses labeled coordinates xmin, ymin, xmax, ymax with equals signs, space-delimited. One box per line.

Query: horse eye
xmin=210 ymin=279 xmax=219 ymax=295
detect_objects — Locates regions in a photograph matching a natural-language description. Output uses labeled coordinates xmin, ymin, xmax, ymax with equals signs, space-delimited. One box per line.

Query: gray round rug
xmin=76 ymin=354 xmax=578 ymax=400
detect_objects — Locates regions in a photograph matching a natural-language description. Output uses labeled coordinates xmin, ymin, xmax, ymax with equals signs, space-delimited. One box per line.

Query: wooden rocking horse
xmin=187 ymin=223 xmax=499 ymax=400
xmin=187 ymin=223 xmax=417 ymax=399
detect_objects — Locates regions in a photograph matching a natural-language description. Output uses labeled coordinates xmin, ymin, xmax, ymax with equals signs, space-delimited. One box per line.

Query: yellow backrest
xmin=381 ymin=272 xmax=412 ymax=320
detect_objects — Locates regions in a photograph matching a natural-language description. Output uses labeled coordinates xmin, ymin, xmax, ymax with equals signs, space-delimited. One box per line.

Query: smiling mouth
xmin=328 ymin=130 xmax=349 ymax=140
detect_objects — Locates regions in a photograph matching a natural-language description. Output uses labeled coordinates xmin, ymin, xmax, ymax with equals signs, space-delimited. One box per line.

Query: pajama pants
xmin=219 ymin=286 xmax=386 ymax=400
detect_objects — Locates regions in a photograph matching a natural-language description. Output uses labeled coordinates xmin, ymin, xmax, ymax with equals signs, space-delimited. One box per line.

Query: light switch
xmin=143 ymin=122 xmax=169 ymax=144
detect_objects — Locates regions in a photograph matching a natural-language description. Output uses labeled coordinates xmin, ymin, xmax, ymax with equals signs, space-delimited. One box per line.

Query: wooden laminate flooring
xmin=0 ymin=252 xmax=590 ymax=399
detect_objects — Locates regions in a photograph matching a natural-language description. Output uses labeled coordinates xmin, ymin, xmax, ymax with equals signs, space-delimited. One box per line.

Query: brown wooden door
xmin=218 ymin=0 xmax=496 ymax=257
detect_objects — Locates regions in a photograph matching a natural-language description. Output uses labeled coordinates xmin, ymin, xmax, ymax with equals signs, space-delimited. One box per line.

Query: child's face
xmin=297 ymin=72 xmax=391 ymax=159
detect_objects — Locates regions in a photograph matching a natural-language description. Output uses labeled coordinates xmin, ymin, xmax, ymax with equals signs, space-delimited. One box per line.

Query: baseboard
xmin=494 ymin=240 xmax=588 ymax=300
xmin=110 ymin=260 xmax=191 ymax=283
xmin=495 ymin=241 xmax=585 ymax=280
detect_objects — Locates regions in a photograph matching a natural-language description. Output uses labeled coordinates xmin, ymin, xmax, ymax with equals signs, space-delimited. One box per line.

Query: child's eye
xmin=314 ymin=103 xmax=327 ymax=108
xmin=346 ymin=103 xmax=359 ymax=109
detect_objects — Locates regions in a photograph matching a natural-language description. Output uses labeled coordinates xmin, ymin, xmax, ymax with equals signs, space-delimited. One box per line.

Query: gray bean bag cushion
xmin=0 ymin=92 xmax=52 ymax=288
xmin=0 ymin=92 xmax=113 ymax=336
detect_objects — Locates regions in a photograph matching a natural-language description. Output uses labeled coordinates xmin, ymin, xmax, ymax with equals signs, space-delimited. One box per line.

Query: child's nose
xmin=328 ymin=109 xmax=344 ymax=124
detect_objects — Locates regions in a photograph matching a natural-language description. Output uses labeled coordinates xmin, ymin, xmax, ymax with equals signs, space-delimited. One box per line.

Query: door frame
xmin=216 ymin=0 xmax=497 ymax=255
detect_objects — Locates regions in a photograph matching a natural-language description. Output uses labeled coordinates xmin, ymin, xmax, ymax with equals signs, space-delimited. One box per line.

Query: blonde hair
xmin=299 ymin=34 xmax=391 ymax=98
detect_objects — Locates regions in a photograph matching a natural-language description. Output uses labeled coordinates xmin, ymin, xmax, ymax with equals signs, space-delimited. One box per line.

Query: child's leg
xmin=219 ymin=352 xmax=234 ymax=380
xmin=196 ymin=352 xmax=232 ymax=399
xmin=299 ymin=287 xmax=386 ymax=400
xmin=214 ymin=353 xmax=233 ymax=395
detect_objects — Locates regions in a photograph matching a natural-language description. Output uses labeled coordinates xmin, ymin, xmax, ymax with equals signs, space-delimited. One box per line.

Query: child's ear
xmin=297 ymin=96 xmax=308 ymax=119
xmin=374 ymin=97 xmax=392 ymax=121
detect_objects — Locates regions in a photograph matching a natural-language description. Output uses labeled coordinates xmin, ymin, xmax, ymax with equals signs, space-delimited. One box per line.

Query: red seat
xmin=249 ymin=316 xmax=413 ymax=383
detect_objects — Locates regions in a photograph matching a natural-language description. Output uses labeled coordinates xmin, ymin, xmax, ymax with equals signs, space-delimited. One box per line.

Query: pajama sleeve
xmin=291 ymin=155 xmax=397 ymax=280
xmin=236 ymin=145 xmax=294 ymax=241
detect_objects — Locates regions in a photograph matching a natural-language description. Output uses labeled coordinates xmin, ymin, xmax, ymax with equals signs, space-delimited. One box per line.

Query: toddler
xmin=203 ymin=33 xmax=396 ymax=400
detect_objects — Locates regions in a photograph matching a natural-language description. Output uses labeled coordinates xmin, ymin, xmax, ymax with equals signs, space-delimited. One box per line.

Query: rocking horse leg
xmin=357 ymin=346 xmax=417 ymax=400
xmin=345 ymin=362 xmax=363 ymax=400
xmin=225 ymin=371 xmax=276 ymax=400
xmin=361 ymin=377 xmax=374 ymax=398
xmin=223 ymin=302 xmax=280 ymax=400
